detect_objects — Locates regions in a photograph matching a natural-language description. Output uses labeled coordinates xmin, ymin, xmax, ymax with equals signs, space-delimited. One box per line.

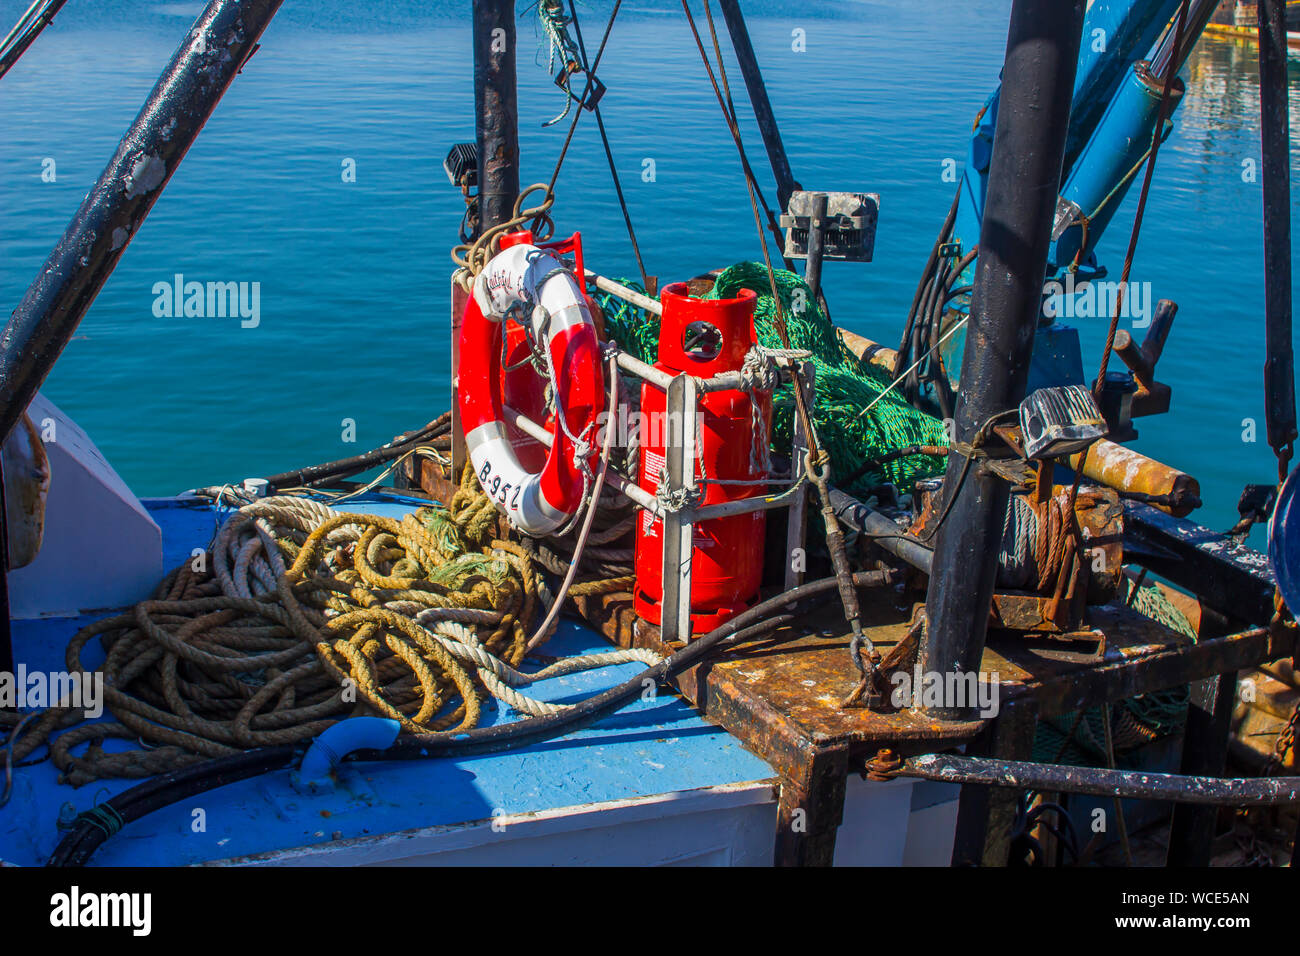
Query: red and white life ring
xmin=458 ymin=239 xmax=604 ymax=536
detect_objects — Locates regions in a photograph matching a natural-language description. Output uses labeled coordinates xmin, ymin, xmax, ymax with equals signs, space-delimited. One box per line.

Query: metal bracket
xmin=784 ymin=362 xmax=814 ymax=591
xmin=780 ymin=191 xmax=879 ymax=263
xmin=660 ymin=374 xmax=699 ymax=645
xmin=555 ymin=64 xmax=606 ymax=112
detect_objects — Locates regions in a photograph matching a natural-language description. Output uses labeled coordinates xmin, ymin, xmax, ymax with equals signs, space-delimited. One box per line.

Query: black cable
xmin=48 ymin=745 xmax=297 ymax=866
xmin=896 ymin=187 xmax=961 ymax=378
xmin=0 ymin=0 xmax=69 ymax=81
xmin=255 ymin=414 xmax=451 ymax=491
xmin=48 ymin=570 xmax=897 ymax=865
xmin=565 ymin=0 xmax=651 ymax=291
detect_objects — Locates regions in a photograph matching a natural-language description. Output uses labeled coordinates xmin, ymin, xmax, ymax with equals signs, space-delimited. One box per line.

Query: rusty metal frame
xmin=403 ymin=454 xmax=1297 ymax=866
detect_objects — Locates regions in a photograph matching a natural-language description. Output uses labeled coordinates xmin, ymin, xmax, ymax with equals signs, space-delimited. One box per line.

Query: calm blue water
xmin=1 ymin=0 xmax=1298 ymax=539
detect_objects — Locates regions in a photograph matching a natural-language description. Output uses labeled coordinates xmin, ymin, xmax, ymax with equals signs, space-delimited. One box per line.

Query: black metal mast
xmin=918 ymin=0 xmax=1086 ymax=717
xmin=473 ymin=0 xmax=520 ymax=233
xmin=1258 ymin=0 xmax=1295 ymax=461
xmin=0 ymin=0 xmax=283 ymax=676
xmin=717 ymin=0 xmax=800 ymax=211
xmin=0 ymin=0 xmax=284 ymax=445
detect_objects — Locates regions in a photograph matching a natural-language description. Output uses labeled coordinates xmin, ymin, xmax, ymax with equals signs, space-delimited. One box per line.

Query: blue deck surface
xmin=2 ymin=496 xmax=773 ymax=866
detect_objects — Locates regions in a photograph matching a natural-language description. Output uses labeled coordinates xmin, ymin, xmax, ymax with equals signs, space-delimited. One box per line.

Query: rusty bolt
xmin=865 ymin=747 xmax=903 ymax=781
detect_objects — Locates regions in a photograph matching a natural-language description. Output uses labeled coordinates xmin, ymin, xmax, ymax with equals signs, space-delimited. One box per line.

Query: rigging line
xmin=687 ymin=0 xmax=870 ymax=667
xmin=856 ymin=314 xmax=970 ymax=420
xmin=681 ymin=2 xmax=788 ymax=344
xmin=565 ymin=0 xmax=650 ymax=290
xmin=1064 ymin=2 xmax=1190 ymax=559
xmin=1092 ymin=0 xmax=1188 ymax=397
xmin=533 ymin=0 xmax=624 ymax=231
xmin=0 ymin=0 xmax=67 ymax=81
xmin=699 ymin=2 xmax=793 ymax=271
xmin=683 ymin=0 xmax=824 ymax=476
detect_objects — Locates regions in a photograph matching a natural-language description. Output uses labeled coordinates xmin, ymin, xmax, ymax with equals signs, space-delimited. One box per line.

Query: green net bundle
xmin=595 ymin=262 xmax=950 ymax=495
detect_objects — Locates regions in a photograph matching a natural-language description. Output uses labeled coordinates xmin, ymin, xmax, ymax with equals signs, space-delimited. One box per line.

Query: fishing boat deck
xmin=0 ymin=496 xmax=780 ymax=867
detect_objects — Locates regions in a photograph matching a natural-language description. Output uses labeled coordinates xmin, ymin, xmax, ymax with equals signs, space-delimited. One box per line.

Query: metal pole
xmin=0 ymin=0 xmax=284 ymax=445
xmin=901 ymin=751 xmax=1300 ymax=808
xmin=0 ymin=0 xmax=70 ymax=81
xmin=1166 ymin=673 xmax=1238 ymax=865
xmin=717 ymin=0 xmax=801 ymax=210
xmin=919 ymin=0 xmax=1085 ymax=717
xmin=802 ymin=192 xmax=828 ymax=305
xmin=1258 ymin=0 xmax=1295 ymax=457
xmin=473 ymin=0 xmax=519 ymax=233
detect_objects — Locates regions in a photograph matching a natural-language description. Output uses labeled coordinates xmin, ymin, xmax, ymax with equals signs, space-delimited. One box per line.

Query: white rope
xmin=525 ymin=350 xmax=621 ymax=652
xmin=855 ymin=314 xmax=970 ymax=421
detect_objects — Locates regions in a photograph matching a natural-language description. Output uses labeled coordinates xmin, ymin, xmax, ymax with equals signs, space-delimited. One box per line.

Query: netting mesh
xmin=595 ymin=262 xmax=950 ymax=495
xmin=1033 ymin=581 xmax=1195 ymax=765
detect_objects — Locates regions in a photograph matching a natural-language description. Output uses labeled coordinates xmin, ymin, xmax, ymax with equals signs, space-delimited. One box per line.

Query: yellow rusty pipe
xmin=1069 ymin=438 xmax=1200 ymax=517
xmin=836 ymin=332 xmax=1199 ymax=516
xmin=838 ymin=328 xmax=899 ymax=375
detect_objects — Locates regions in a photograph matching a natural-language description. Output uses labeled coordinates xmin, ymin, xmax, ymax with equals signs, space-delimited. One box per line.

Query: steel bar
xmin=613 ymin=347 xmax=794 ymax=394
xmin=690 ymin=481 xmax=804 ymax=521
xmin=919 ymin=0 xmax=1085 ymax=718
xmin=0 ymin=0 xmax=69 ymax=81
xmin=1123 ymin=500 xmax=1274 ymax=622
xmin=717 ymin=0 xmax=800 ymax=210
xmin=613 ymin=351 xmax=674 ymax=390
xmin=950 ymin=699 xmax=1039 ymax=866
xmin=500 ymin=404 xmax=659 ymax=511
xmin=802 ymin=192 xmax=828 ymax=304
xmin=784 ymin=363 xmax=812 ymax=591
xmin=660 ymin=374 xmax=699 ymax=643
xmin=506 ymin=398 xmax=801 ymax=521
xmin=0 ymin=0 xmax=284 ymax=445
xmin=903 ymin=752 xmax=1300 ymax=807
xmin=473 ymin=0 xmax=519 ymax=233
xmin=827 ymin=486 xmax=934 ymax=574
xmin=586 ymin=270 xmax=663 ymax=315
xmin=1258 ymin=0 xmax=1296 ymax=455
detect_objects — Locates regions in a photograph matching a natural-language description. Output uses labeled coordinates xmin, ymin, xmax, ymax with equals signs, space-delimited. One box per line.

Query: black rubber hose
xmin=261 ymin=413 xmax=451 ymax=491
xmin=47 ymin=570 xmax=897 ymax=865
xmin=386 ymin=569 xmax=895 ymax=758
xmin=47 ymin=745 xmax=297 ymax=867
xmin=896 ymin=188 xmax=961 ymax=378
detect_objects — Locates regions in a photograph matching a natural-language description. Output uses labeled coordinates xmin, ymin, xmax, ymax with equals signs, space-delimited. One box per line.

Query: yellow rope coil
xmin=9 ymin=485 xmax=657 ymax=787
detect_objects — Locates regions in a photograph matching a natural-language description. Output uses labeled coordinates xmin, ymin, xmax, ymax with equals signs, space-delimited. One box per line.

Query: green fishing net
xmin=595 ymin=262 xmax=950 ymax=495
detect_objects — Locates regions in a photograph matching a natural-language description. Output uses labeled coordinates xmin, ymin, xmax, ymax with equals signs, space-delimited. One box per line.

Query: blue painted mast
xmin=924 ymin=0 xmax=1216 ymax=409
xmin=953 ymin=0 xmax=1187 ymax=274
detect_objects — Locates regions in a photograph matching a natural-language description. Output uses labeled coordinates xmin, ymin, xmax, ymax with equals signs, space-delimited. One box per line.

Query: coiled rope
xmin=450 ymin=183 xmax=557 ymax=293
xmin=6 ymin=483 xmax=658 ymax=786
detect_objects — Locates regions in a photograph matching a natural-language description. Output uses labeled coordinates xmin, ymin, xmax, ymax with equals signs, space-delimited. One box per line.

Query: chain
xmin=451 ymin=183 xmax=556 ymax=293
xmin=1266 ymin=699 xmax=1298 ymax=776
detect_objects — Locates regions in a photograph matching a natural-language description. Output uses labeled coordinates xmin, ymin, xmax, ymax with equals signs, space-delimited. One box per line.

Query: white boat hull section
xmin=210 ymin=778 xmax=959 ymax=867
xmin=8 ymin=393 xmax=162 ymax=619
